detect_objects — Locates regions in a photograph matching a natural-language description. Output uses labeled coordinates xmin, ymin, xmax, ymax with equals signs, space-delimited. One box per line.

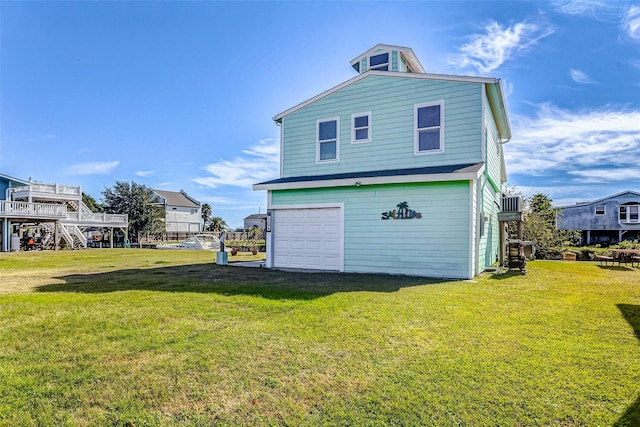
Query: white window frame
xmin=595 ymin=206 xmax=605 ymax=215
xmin=369 ymin=52 xmax=390 ymax=71
xmin=351 ymin=112 xmax=372 ymax=144
xmin=414 ymin=100 xmax=445 ymax=155
xmin=620 ymin=204 xmax=640 ymax=223
xmin=316 ymin=117 xmax=340 ymax=163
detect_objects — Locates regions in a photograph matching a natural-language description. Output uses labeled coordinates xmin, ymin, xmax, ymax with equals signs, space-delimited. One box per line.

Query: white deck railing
xmin=9 ymin=183 xmax=81 ymax=199
xmin=65 ymin=211 xmax=128 ymax=224
xmin=0 ymin=201 xmax=67 ymax=218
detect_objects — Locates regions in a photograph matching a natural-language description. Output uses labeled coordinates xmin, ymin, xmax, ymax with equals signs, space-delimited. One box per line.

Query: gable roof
xmin=273 ymin=70 xmax=511 ymax=141
xmin=244 ymin=214 xmax=267 ymax=221
xmin=254 ymin=163 xmax=484 ymax=191
xmin=0 ymin=173 xmax=30 ymax=187
xmin=558 ymin=190 xmax=640 ymax=209
xmin=152 ymin=189 xmax=200 ymax=208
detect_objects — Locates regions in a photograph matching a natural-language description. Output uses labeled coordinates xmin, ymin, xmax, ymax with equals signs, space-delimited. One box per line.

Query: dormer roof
xmin=349 ymin=44 xmax=426 ymax=74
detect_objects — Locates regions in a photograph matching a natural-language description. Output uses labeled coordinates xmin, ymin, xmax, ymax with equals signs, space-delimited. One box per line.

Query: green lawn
xmin=1 ymin=249 xmax=639 ymax=426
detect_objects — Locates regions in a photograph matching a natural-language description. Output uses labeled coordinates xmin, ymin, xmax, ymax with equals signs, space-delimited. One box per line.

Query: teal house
xmin=254 ymin=44 xmax=512 ymax=279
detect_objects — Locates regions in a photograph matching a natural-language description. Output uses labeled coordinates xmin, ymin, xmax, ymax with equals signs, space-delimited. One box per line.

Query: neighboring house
xmin=152 ymin=189 xmax=202 ymax=233
xmin=254 ymin=44 xmax=513 ymax=279
xmin=556 ymin=190 xmax=640 ymax=245
xmin=0 ymin=173 xmax=128 ymax=251
xmin=244 ymin=213 xmax=267 ymax=232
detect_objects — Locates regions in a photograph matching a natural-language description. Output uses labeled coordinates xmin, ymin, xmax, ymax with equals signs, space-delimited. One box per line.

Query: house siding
xmin=476 ymin=91 xmax=502 ymax=271
xmin=270 ymin=180 xmax=472 ymax=279
xmin=281 ymin=75 xmax=483 ymax=178
xmin=165 ymin=206 xmax=201 ymax=232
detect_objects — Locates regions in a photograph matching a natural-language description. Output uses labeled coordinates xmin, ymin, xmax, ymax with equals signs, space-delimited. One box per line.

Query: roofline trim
xmin=253 ymin=168 xmax=483 ymax=191
xmin=557 ymin=190 xmax=640 ymax=209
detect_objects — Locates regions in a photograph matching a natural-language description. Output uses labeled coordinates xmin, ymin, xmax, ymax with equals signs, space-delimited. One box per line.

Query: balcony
xmin=0 ymin=201 xmax=67 ymax=220
xmin=498 ymin=196 xmax=523 ymax=222
xmin=8 ymin=183 xmax=81 ymax=202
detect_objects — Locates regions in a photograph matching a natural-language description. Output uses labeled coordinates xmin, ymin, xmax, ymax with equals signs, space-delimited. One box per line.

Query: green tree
xmin=82 ymin=192 xmax=103 ymax=212
xmin=102 ymin=181 xmax=163 ymax=243
xmin=209 ymin=216 xmax=228 ymax=233
xmin=201 ymin=203 xmax=212 ymax=231
xmin=522 ymin=193 xmax=580 ymax=258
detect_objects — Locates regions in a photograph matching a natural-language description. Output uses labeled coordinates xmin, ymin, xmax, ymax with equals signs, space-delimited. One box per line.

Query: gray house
xmin=556 ymin=190 xmax=640 ymax=245
xmin=243 ymin=213 xmax=267 ymax=231
xmin=152 ymin=189 xmax=202 ymax=235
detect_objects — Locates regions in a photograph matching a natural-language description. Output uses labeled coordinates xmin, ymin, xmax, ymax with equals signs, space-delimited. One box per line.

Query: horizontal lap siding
xmin=271 ymin=181 xmax=471 ymax=278
xmin=282 ymin=76 xmax=483 ymax=177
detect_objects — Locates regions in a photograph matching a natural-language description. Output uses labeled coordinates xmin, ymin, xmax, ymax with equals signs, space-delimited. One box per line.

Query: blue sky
xmin=1 ymin=0 xmax=640 ymax=228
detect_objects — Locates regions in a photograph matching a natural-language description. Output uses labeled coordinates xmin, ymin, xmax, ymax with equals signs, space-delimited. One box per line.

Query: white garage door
xmin=273 ymin=208 xmax=342 ymax=271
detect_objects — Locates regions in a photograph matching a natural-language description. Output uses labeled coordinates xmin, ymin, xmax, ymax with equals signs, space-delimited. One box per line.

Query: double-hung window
xmin=351 ymin=112 xmax=371 ymax=144
xmin=620 ymin=204 xmax=640 ymax=223
xmin=414 ymin=101 xmax=444 ymax=154
xmin=317 ymin=117 xmax=339 ymax=163
xmin=595 ymin=206 xmax=605 ymax=215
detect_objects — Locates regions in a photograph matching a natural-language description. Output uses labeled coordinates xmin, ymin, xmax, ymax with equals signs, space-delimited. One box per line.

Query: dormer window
xmin=349 ymin=44 xmax=426 ymax=75
xmin=369 ymin=53 xmax=389 ymax=71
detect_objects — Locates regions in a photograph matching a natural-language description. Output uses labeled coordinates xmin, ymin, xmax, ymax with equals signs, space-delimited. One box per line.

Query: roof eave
xmin=253 ymin=169 xmax=483 ymax=192
xmin=486 ymin=81 xmax=512 ymax=141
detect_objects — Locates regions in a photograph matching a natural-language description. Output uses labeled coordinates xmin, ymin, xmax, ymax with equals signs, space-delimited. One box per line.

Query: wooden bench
xmin=632 ymin=256 xmax=640 ymax=268
xmin=597 ymin=255 xmax=614 ymax=266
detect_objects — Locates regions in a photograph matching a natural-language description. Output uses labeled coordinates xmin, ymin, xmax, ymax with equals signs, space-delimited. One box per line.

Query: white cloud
xmin=64 ymin=161 xmax=119 ymax=175
xmin=623 ymin=5 xmax=640 ymax=40
xmin=192 ymin=138 xmax=280 ymax=189
xmin=552 ymin=0 xmax=610 ymax=15
xmin=449 ymin=20 xmax=555 ymax=74
xmin=566 ymin=167 xmax=640 ymax=183
xmin=569 ymin=68 xmax=596 ymax=84
xmin=136 ymin=170 xmax=155 ymax=177
xmin=505 ymin=104 xmax=640 ymax=181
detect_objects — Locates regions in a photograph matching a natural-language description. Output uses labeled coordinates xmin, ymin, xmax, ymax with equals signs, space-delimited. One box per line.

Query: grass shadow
xmin=35 ymin=263 xmax=443 ymax=300
xmin=487 ymin=270 xmax=527 ymax=280
xmin=615 ymin=304 xmax=640 ymax=426
xmin=597 ymin=265 xmax=634 ymax=271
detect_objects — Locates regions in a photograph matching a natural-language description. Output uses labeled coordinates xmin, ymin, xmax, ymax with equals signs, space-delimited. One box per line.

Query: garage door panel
xmin=323 ymin=209 xmax=339 ymax=220
xmin=273 ymin=208 xmax=341 ymax=271
xmin=291 ymin=240 xmax=305 ymax=250
xmin=307 ymin=224 xmax=322 ymax=234
xmin=291 ymin=224 xmax=305 ymax=234
xmin=291 ymin=210 xmax=306 ymax=220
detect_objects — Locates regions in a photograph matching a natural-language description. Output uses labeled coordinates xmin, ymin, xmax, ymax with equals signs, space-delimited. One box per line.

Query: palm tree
xmin=210 ymin=216 xmax=228 ymax=233
xmin=201 ymin=203 xmax=212 ymax=230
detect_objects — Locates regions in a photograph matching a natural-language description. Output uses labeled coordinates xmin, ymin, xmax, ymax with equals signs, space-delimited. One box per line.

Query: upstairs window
xmin=369 ymin=53 xmax=389 ymax=71
xmin=595 ymin=206 xmax=605 ymax=215
xmin=351 ymin=112 xmax=371 ymax=143
xmin=317 ymin=117 xmax=339 ymax=163
xmin=620 ymin=204 xmax=640 ymax=223
xmin=414 ymin=101 xmax=444 ymax=154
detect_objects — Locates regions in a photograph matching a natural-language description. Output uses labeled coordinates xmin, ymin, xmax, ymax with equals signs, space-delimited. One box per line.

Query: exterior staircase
xmin=2 ymin=182 xmax=128 ymax=250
